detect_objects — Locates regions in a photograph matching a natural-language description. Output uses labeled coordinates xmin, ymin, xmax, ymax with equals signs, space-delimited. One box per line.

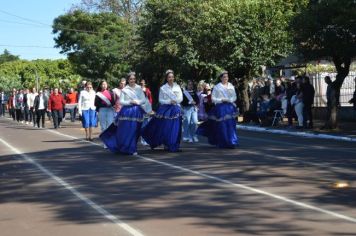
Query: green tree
xmin=0 ymin=59 xmax=81 ymax=91
xmin=291 ymin=0 xmax=356 ymax=129
xmin=53 ymin=10 xmax=134 ymax=86
xmin=0 ymin=49 xmax=20 ymax=64
xmin=139 ymin=0 xmax=307 ymax=112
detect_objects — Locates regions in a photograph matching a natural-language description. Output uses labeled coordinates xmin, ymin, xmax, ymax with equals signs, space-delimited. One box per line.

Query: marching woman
xmin=78 ymin=82 xmax=97 ymax=141
xmin=197 ymin=71 xmax=239 ymax=148
xmin=142 ymin=70 xmax=183 ymax=152
xmin=95 ymin=80 xmax=115 ymax=132
xmin=100 ymin=72 xmax=149 ymax=155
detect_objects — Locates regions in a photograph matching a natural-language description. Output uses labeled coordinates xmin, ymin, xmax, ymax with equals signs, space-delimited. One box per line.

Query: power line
xmin=0 ymin=18 xmax=50 ymax=28
xmin=0 ymin=44 xmax=55 ymax=49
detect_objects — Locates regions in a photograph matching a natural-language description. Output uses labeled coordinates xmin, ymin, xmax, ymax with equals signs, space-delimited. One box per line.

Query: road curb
xmin=237 ymin=125 xmax=356 ymax=143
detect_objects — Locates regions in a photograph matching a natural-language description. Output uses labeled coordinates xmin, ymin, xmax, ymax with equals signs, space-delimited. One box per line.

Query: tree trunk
xmin=324 ymin=56 xmax=351 ymax=129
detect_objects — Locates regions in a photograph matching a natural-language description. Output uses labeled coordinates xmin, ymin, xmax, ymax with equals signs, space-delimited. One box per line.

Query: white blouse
xmin=27 ymin=92 xmax=38 ymax=108
xmin=212 ymin=82 xmax=237 ymax=104
xmin=119 ymin=84 xmax=146 ymax=106
xmin=78 ymin=90 xmax=96 ymax=113
xmin=159 ymin=83 xmax=183 ymax=105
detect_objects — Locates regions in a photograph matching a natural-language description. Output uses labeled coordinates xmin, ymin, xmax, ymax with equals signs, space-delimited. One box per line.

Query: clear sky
xmin=0 ymin=0 xmax=81 ymax=60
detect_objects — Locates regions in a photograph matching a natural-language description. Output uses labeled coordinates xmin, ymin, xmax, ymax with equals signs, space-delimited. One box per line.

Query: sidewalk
xmin=237 ymin=118 xmax=356 ymax=142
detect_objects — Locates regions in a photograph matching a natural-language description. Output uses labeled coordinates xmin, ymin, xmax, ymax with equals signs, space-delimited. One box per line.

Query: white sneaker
xmin=25 ymin=122 xmax=29 ymax=125
xmin=103 ymin=144 xmax=107 ymax=149
xmin=193 ymin=137 xmax=199 ymax=142
xmin=132 ymin=152 xmax=138 ymax=156
xmin=183 ymin=138 xmax=189 ymax=142
xmin=188 ymin=138 xmax=193 ymax=143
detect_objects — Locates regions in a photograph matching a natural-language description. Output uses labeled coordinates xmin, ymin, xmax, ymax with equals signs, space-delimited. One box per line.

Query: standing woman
xmin=142 ymin=70 xmax=183 ymax=152
xmin=112 ymin=78 xmax=126 ymax=114
xmin=197 ymin=71 xmax=239 ymax=148
xmin=292 ymin=81 xmax=304 ymax=129
xmin=100 ymin=72 xmax=147 ymax=155
xmin=95 ymin=80 xmax=115 ymax=133
xmin=78 ymin=82 xmax=97 ymax=141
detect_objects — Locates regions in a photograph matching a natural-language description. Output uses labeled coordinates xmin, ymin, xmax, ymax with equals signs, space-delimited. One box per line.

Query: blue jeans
xmin=183 ymin=106 xmax=198 ymax=140
xmin=98 ymin=107 xmax=114 ymax=132
xmin=67 ymin=108 xmax=77 ymax=122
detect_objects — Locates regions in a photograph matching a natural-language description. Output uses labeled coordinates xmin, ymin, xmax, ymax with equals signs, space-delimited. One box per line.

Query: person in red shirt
xmin=65 ymin=88 xmax=78 ymax=122
xmin=48 ymin=88 xmax=66 ymax=129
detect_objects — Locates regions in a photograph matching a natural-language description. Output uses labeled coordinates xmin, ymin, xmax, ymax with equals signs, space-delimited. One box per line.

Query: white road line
xmin=0 ymin=137 xmax=145 ymax=236
xmin=47 ymin=129 xmax=356 ymax=224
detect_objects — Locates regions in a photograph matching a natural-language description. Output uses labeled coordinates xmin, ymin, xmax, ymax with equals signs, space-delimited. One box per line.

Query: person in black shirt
xmin=302 ymin=76 xmax=315 ymax=128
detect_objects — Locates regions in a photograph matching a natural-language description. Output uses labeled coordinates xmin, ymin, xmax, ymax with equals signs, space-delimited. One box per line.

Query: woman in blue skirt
xmin=100 ymin=72 xmax=149 ymax=155
xmin=78 ymin=82 xmax=97 ymax=141
xmin=197 ymin=71 xmax=239 ymax=148
xmin=142 ymin=70 xmax=183 ymax=152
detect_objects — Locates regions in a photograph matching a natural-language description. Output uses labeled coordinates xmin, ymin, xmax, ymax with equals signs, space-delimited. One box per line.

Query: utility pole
xmin=35 ymin=71 xmax=39 ymax=91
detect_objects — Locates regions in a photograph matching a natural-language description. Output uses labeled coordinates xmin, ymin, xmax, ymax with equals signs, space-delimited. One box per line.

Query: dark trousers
xmin=67 ymin=108 xmax=76 ymax=122
xmin=0 ymin=104 xmax=5 ymax=116
xmin=24 ymin=106 xmax=30 ymax=122
xmin=30 ymin=108 xmax=36 ymax=126
xmin=52 ymin=110 xmax=63 ymax=128
xmin=15 ymin=109 xmax=23 ymax=122
xmin=303 ymin=103 xmax=313 ymax=127
xmin=36 ymin=109 xmax=46 ymax=128
xmin=10 ymin=108 xmax=15 ymax=120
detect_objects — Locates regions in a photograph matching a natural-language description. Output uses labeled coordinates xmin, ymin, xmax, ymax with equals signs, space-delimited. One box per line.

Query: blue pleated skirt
xmin=141 ymin=104 xmax=182 ymax=152
xmin=196 ymin=103 xmax=239 ymax=148
xmin=81 ymin=109 xmax=97 ymax=128
xmin=100 ymin=105 xmax=144 ymax=155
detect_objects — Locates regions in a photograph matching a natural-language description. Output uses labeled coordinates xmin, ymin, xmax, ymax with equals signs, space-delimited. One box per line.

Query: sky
xmin=0 ymin=0 xmax=81 ymax=60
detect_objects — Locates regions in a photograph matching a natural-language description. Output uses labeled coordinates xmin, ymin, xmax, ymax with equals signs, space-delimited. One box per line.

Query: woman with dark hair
xmin=78 ymin=82 xmax=97 ymax=141
xmin=100 ymin=72 xmax=149 ymax=155
xmin=142 ymin=70 xmax=183 ymax=152
xmin=197 ymin=71 xmax=239 ymax=148
xmin=95 ymin=80 xmax=115 ymax=141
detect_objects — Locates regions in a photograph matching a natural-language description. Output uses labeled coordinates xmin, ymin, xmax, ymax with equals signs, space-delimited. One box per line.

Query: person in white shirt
xmin=100 ymin=72 xmax=150 ymax=155
xmin=78 ymin=82 xmax=97 ymax=141
xmin=28 ymin=87 xmax=38 ymax=127
xmin=197 ymin=71 xmax=239 ymax=148
xmin=142 ymin=69 xmax=183 ymax=152
xmin=112 ymin=78 xmax=126 ymax=114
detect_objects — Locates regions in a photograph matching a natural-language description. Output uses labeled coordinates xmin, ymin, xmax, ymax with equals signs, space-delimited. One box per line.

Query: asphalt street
xmin=1 ymin=117 xmax=356 ymax=236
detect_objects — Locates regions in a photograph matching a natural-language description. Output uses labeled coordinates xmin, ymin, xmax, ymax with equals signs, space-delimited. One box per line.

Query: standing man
xmin=23 ymin=89 xmax=30 ymax=124
xmin=65 ymin=88 xmax=78 ymax=122
xmin=28 ymin=87 xmax=38 ymax=127
xmin=302 ymin=76 xmax=315 ymax=129
xmin=48 ymin=88 xmax=66 ymax=129
xmin=34 ymin=89 xmax=48 ymax=128
xmin=8 ymin=89 xmax=17 ymax=120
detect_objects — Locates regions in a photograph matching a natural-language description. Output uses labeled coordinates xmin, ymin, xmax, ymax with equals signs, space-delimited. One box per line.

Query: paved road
xmin=1 ymin=117 xmax=356 ymax=236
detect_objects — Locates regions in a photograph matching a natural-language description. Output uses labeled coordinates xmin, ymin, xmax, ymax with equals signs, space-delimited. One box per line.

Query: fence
xmin=311 ymin=71 xmax=355 ymax=107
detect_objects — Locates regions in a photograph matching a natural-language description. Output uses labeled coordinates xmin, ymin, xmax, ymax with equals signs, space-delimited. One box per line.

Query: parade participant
xmin=0 ymin=90 xmax=8 ymax=117
xmin=48 ymin=88 xmax=66 ymax=129
xmin=197 ymin=71 xmax=239 ymax=148
xmin=28 ymin=87 xmax=38 ymax=126
xmin=182 ymin=80 xmax=199 ymax=142
xmin=65 ymin=88 xmax=78 ymax=122
xmin=142 ymin=70 xmax=183 ymax=152
xmin=34 ymin=89 xmax=48 ymax=128
xmin=100 ymin=72 xmax=148 ymax=155
xmin=78 ymin=82 xmax=97 ymax=141
xmin=8 ymin=89 xmax=17 ymax=120
xmin=15 ymin=89 xmax=24 ymax=123
xmin=112 ymin=78 xmax=126 ymax=114
xmin=95 ymin=80 xmax=115 ymax=135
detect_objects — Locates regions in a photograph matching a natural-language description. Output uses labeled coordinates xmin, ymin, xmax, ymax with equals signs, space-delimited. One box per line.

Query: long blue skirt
xmin=196 ymin=103 xmax=239 ymax=148
xmin=100 ymin=105 xmax=144 ymax=155
xmin=141 ymin=104 xmax=182 ymax=152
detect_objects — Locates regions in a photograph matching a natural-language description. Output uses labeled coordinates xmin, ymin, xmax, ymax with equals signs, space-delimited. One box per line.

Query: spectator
xmin=292 ymin=82 xmax=304 ymax=129
xmin=285 ymin=77 xmax=297 ymax=128
xmin=34 ymin=89 xmax=48 ymax=128
xmin=65 ymin=88 xmax=78 ymax=122
xmin=302 ymin=76 xmax=315 ymax=129
xmin=274 ymin=78 xmax=285 ymax=99
xmin=48 ymin=88 xmax=66 ymax=129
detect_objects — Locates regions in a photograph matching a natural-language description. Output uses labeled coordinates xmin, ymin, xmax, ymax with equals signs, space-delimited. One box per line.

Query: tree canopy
xmin=53 ymin=10 xmax=134 ymax=85
xmin=0 ymin=49 xmax=20 ymax=64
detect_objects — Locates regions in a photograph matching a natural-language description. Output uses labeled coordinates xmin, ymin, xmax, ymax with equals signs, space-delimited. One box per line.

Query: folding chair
xmin=272 ymin=109 xmax=284 ymax=126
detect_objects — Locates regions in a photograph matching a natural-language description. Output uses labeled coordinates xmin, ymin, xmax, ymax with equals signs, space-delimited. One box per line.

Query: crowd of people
xmin=0 ymin=72 xmax=355 ymax=156
xmin=246 ymin=75 xmax=316 ymax=129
